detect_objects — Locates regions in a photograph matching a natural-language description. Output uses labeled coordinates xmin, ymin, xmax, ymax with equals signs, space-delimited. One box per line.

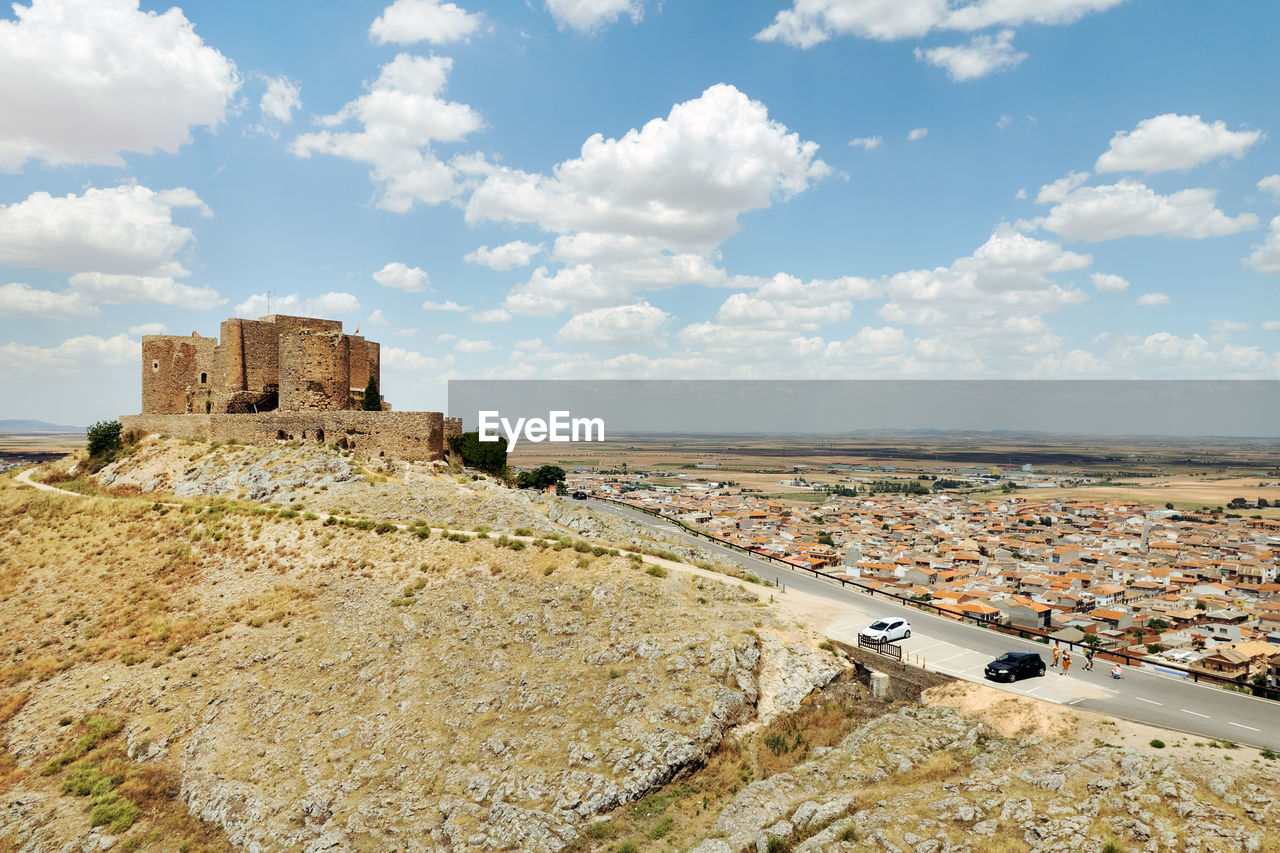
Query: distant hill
xmin=0 ymin=419 xmax=84 ymax=433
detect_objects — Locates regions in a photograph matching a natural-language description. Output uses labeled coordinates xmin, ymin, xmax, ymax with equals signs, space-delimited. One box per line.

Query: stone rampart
xmin=120 ymin=411 xmax=445 ymax=462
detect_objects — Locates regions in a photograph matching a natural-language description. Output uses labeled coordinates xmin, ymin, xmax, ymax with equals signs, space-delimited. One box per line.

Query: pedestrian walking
xmin=1051 ymin=642 xmax=1060 ymax=668
xmin=1061 ymin=651 xmax=1072 ymax=676
xmin=1084 ymin=648 xmax=1095 ymax=671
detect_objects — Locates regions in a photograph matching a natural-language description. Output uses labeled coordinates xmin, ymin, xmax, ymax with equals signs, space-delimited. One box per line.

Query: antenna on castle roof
xmin=266 ymin=290 xmax=271 ymax=315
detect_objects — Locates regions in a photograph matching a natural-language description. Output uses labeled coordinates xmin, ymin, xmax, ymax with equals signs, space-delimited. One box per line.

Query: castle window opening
xmin=277 ymin=430 xmax=287 ymax=440
xmin=200 ymin=372 xmax=207 ymax=384
xmin=152 ymin=361 xmax=159 ymax=371
xmin=316 ymin=429 xmax=325 ymax=442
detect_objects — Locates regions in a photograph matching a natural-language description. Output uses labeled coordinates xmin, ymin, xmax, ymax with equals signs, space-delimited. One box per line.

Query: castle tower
xmin=278 ymin=328 xmax=352 ymax=411
xmin=141 ymin=333 xmax=217 ymax=414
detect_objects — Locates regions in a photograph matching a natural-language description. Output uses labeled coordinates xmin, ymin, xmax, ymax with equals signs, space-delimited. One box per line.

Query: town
xmin=571 ymin=464 xmax=1280 ymax=691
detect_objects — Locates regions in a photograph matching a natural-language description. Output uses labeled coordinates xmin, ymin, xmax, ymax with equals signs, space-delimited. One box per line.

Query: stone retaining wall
xmin=833 ymin=641 xmax=954 ymax=702
xmin=119 ymin=411 xmax=444 ymax=462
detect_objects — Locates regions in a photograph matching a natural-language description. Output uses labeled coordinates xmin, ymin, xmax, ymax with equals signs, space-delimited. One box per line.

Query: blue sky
xmin=1 ymin=0 xmax=1278 ymax=425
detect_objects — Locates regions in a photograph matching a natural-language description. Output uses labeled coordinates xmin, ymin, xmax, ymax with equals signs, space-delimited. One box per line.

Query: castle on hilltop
xmin=120 ymin=314 xmax=461 ymax=462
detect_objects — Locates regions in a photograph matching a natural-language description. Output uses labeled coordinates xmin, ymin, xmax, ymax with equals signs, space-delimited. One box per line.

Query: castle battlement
xmin=126 ymin=314 xmax=445 ymax=462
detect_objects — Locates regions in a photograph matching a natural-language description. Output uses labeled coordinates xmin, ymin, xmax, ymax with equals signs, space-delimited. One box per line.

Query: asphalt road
xmin=590 ymin=498 xmax=1280 ymax=749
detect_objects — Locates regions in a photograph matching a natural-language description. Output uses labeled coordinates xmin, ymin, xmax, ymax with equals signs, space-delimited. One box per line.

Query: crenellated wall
xmin=119 ymin=411 xmax=445 ymax=462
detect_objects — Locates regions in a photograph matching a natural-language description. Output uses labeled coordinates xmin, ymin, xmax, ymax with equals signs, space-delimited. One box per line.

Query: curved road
xmin=591 ymin=498 xmax=1280 ymax=750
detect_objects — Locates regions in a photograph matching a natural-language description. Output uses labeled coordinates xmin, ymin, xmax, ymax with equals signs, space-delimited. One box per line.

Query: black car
xmin=984 ymin=651 xmax=1046 ymax=682
xmin=572 ymin=490 xmax=588 ymax=500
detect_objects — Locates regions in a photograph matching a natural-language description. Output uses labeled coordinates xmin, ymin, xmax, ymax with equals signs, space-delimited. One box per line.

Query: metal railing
xmin=592 ymin=495 xmax=1280 ymax=702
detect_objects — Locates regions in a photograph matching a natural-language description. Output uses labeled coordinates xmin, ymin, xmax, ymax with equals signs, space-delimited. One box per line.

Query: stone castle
xmin=120 ymin=315 xmax=461 ymax=461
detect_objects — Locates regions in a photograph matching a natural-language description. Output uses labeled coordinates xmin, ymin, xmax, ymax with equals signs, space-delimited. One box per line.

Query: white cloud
xmin=714 ymin=273 xmax=879 ymax=331
xmin=849 ymin=136 xmax=883 ymax=150
xmin=291 ymin=54 xmax=483 ymax=212
xmin=468 ymin=84 xmax=829 ymax=316
xmin=454 ymin=338 xmax=495 ymax=352
xmin=129 ymin=322 xmax=168 ymax=336
xmin=396 ymin=328 xmax=417 ymax=336
xmin=755 ymin=0 xmax=1127 ymax=47
xmin=436 ymin=333 xmax=456 ymax=343
xmin=467 ymin=84 xmax=829 ymax=249
xmin=1259 ymin=175 xmax=1280 ymax=198
xmin=1095 ymin=114 xmax=1264 ymax=174
xmin=67 ymin=272 xmax=225 ymax=309
xmin=464 ymin=241 xmax=544 ymax=270
xmin=914 ymin=29 xmax=1026 ymax=81
xmin=260 ymin=75 xmax=301 ymax=123
xmin=1263 ymin=321 xmax=1280 ymax=331
xmin=366 ymin=309 xmax=390 ymax=326
xmin=421 ymin=300 xmax=469 ymax=311
xmin=381 ymin=346 xmax=454 ymax=372
xmin=1090 ymin=272 xmax=1129 ymax=292
xmin=997 ymin=115 xmax=1013 ymax=130
xmin=545 ymin=0 xmax=643 ymax=33
xmin=1211 ymin=319 xmax=1249 ymax=333
xmin=0 ymin=0 xmax=240 ymax=171
xmin=557 ymin=302 xmax=671 ymax=345
xmin=1136 ymin=292 xmax=1169 ymax=307
xmin=1014 ymin=188 xmax=1027 ymax=200
xmin=234 ymin=291 xmax=360 ymax=317
xmin=373 ymin=262 xmax=430 ymax=292
xmin=1038 ymin=180 xmax=1259 ymax=241
xmin=907 ymin=127 xmax=928 ymax=141
xmin=369 ymin=0 xmax=482 ymax=45
xmin=0 ymin=332 xmax=138 ymax=372
xmin=1245 ymin=216 xmax=1280 ymax=275
xmin=0 ymin=282 xmax=98 ymax=319
xmin=0 ymin=185 xmax=210 ymax=277
xmin=470 ymin=308 xmax=513 ymax=323
xmin=1034 ymin=171 xmax=1090 ymax=204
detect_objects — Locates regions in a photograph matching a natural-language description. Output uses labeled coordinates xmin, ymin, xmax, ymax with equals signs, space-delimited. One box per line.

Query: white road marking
xmin=1067 ymin=698 xmax=1085 ymax=705
xmin=1135 ymin=697 xmax=1162 ymax=706
xmin=1182 ymin=709 xmax=1210 ymax=718
xmin=1228 ymin=721 xmax=1260 ymax=732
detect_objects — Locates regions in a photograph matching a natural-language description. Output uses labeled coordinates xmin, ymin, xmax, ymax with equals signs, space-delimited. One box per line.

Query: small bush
xmin=89 ymin=794 xmax=139 ymax=833
xmin=374 ymin=521 xmax=397 ymax=535
xmin=585 ymin=820 xmax=618 ymax=839
xmin=617 ymin=843 xmax=639 ymax=853
xmin=1261 ymin=747 xmax=1278 ymax=760
xmin=766 ymin=838 xmax=792 ymax=853
xmin=1149 ymin=739 xmax=1165 ymax=749
xmin=608 ymin=668 xmax=623 ymax=679
xmin=646 ymin=817 xmax=673 ymax=839
xmin=645 ymin=564 xmax=668 ymax=578
xmin=513 ymin=528 xmax=532 ymax=537
xmin=838 ymin=823 xmax=858 ymax=842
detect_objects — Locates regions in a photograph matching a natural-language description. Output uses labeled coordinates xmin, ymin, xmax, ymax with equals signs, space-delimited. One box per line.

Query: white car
xmin=860 ymin=617 xmax=911 ymax=642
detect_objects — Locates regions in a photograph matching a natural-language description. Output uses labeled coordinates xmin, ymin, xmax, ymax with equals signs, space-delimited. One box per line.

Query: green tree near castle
xmin=362 ymin=377 xmax=381 ymax=411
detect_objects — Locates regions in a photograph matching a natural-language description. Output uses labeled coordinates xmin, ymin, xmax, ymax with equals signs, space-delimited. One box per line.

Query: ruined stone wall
xmin=279 ymin=330 xmax=351 ymax=411
xmin=119 ymin=411 xmax=445 ymax=462
xmin=142 ymin=334 xmax=217 ymax=414
xmin=444 ymin=417 xmax=463 ymax=445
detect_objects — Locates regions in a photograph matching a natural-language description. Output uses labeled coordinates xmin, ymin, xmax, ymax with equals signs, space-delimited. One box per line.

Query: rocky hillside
xmin=0 ymin=451 xmax=839 ymax=852
xmin=5 ymin=441 xmax=1279 ymax=853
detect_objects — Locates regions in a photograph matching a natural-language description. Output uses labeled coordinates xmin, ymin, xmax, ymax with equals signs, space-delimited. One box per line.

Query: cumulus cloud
xmin=914 ymin=29 xmax=1026 ymax=81
xmin=369 ymin=0 xmax=482 ymax=44
xmin=381 ymin=346 xmax=454 ymax=372
xmin=0 ymin=332 xmax=138 ymax=372
xmin=291 ymin=54 xmax=483 ymax=212
xmin=1037 ymin=180 xmax=1259 ymax=241
xmin=1136 ymin=292 xmax=1170 ymax=307
xmin=1095 ymin=114 xmax=1263 ymax=174
xmin=557 ymin=302 xmax=670 ymax=345
xmin=0 ymin=282 xmax=99 ymax=319
xmin=714 ymin=273 xmax=879 ymax=331
xmin=67 ymin=273 xmax=225 ymax=309
xmin=1263 ymin=321 xmax=1280 ymax=331
xmin=755 ymin=0 xmax=1127 ymax=47
xmin=470 ymin=308 xmax=513 ymax=323
xmin=1211 ymin=319 xmax=1249 ymax=333
xmin=907 ymin=127 xmax=929 ymax=141
xmin=129 ymin=322 xmax=168 ymax=336
xmin=1259 ymin=175 xmax=1280 ymax=198
xmin=1245 ymin=216 xmax=1280 ymax=275
xmin=366 ymin=309 xmax=390 ymax=326
xmin=454 ymin=338 xmax=495 ymax=352
xmin=849 ymin=136 xmax=883 ymax=150
xmin=1090 ymin=272 xmax=1129 ymax=292
xmin=0 ymin=185 xmax=210 ymax=277
xmin=421 ymin=299 xmax=469 ymax=311
xmin=259 ymin=75 xmax=301 ymax=123
xmin=234 ymin=291 xmax=360 ymax=317
xmin=464 ymin=241 xmax=544 ymax=270
xmin=373 ymin=262 xmax=430 ymax=292
xmin=466 ymin=84 xmax=829 ymax=316
xmin=0 ymin=0 xmax=240 ymax=171
xmin=545 ymin=0 xmax=643 ymax=33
